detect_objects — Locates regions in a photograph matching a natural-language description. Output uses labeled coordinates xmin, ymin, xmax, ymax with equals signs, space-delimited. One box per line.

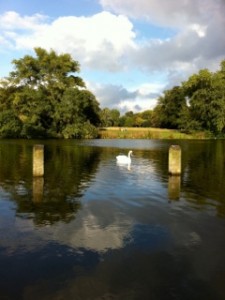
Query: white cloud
xmin=138 ymin=82 xmax=165 ymax=97
xmin=0 ymin=11 xmax=136 ymax=72
xmin=100 ymin=0 xmax=224 ymax=29
xmin=189 ymin=24 xmax=207 ymax=38
xmin=99 ymin=0 xmax=225 ymax=76
xmin=0 ymin=11 xmax=48 ymax=30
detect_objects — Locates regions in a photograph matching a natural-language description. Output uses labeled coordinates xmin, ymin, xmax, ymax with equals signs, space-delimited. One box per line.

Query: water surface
xmin=0 ymin=139 xmax=225 ymax=300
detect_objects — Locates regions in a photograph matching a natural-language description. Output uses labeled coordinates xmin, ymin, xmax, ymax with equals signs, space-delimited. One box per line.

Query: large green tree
xmin=183 ymin=65 xmax=225 ymax=134
xmin=151 ymin=59 xmax=225 ymax=135
xmin=0 ymin=48 xmax=101 ymax=138
xmin=9 ymin=47 xmax=85 ymax=89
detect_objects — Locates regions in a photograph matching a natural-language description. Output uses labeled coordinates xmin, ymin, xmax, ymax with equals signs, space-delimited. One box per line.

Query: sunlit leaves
xmin=0 ymin=48 xmax=100 ymax=138
xmin=155 ymin=86 xmax=186 ymax=129
xmin=152 ymin=59 xmax=225 ymax=136
xmin=9 ymin=48 xmax=84 ymax=88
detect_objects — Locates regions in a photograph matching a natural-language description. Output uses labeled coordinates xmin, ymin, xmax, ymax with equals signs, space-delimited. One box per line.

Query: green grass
xmin=98 ymin=127 xmax=208 ymax=139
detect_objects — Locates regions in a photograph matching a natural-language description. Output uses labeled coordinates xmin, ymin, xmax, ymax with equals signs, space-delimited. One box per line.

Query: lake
xmin=0 ymin=139 xmax=225 ymax=300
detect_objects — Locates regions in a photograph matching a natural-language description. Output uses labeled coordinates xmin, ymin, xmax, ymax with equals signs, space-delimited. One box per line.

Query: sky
xmin=0 ymin=0 xmax=225 ymax=114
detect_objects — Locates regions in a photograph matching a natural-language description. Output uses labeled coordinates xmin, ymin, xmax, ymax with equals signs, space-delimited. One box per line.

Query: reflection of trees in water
xmin=126 ymin=142 xmax=225 ymax=218
xmin=1 ymin=140 xmax=225 ymax=221
xmin=16 ymin=194 xmax=81 ymax=226
xmin=44 ymin=145 xmax=101 ymax=199
xmin=0 ymin=142 xmax=102 ymax=225
xmin=0 ymin=141 xmax=32 ymax=182
xmin=181 ymin=140 xmax=225 ymax=218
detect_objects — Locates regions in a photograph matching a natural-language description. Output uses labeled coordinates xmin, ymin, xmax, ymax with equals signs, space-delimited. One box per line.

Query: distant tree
xmin=100 ymin=108 xmax=120 ymax=127
xmin=120 ymin=111 xmax=135 ymax=127
xmin=110 ymin=109 xmax=120 ymax=126
xmin=133 ymin=114 xmax=145 ymax=127
xmin=154 ymin=86 xmax=186 ymax=129
xmin=139 ymin=110 xmax=153 ymax=127
xmin=118 ymin=110 xmax=153 ymax=128
xmin=100 ymin=108 xmax=112 ymax=127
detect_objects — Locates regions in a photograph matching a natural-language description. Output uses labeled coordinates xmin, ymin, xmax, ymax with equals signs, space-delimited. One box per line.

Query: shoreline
xmin=98 ymin=127 xmax=209 ymax=139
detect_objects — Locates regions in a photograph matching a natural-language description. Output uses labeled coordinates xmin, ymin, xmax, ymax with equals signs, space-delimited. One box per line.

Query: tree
xmin=9 ymin=47 xmax=85 ymax=89
xmin=182 ymin=66 xmax=225 ymax=134
xmin=154 ymin=86 xmax=187 ymax=129
xmin=100 ymin=108 xmax=112 ymax=127
xmin=139 ymin=110 xmax=153 ymax=127
xmin=110 ymin=109 xmax=120 ymax=126
xmin=150 ymin=60 xmax=225 ymax=135
xmin=100 ymin=108 xmax=120 ymax=127
xmin=0 ymin=48 xmax=101 ymax=138
xmin=120 ymin=111 xmax=135 ymax=127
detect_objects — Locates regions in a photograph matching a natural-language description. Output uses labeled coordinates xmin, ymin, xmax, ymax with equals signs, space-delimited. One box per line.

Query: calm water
xmin=0 ymin=139 xmax=225 ymax=300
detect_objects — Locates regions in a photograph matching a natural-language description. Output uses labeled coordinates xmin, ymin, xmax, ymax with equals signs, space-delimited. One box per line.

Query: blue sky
xmin=0 ymin=0 xmax=225 ymax=113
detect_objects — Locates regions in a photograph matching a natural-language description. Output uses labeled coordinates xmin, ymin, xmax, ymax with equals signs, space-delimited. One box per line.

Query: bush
xmin=62 ymin=122 xmax=99 ymax=139
xmin=81 ymin=122 xmax=99 ymax=138
xmin=62 ymin=124 xmax=82 ymax=139
xmin=21 ymin=122 xmax=47 ymax=139
xmin=0 ymin=111 xmax=22 ymax=138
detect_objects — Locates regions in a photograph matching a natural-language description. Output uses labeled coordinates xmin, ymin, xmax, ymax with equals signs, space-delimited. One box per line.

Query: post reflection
xmin=168 ymin=175 xmax=181 ymax=201
xmin=32 ymin=177 xmax=44 ymax=203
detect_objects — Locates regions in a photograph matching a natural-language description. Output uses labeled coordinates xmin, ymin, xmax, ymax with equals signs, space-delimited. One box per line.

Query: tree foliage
xmin=100 ymin=108 xmax=120 ymax=127
xmin=152 ymin=59 xmax=225 ymax=136
xmin=0 ymin=48 xmax=100 ymax=138
xmin=182 ymin=64 xmax=225 ymax=135
xmin=154 ymin=86 xmax=186 ymax=129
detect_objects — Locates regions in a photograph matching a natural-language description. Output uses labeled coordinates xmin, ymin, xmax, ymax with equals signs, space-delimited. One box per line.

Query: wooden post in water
xmin=168 ymin=145 xmax=181 ymax=175
xmin=33 ymin=145 xmax=44 ymax=177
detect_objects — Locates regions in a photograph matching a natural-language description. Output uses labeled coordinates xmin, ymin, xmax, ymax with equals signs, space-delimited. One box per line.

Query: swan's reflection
xmin=116 ymin=161 xmax=131 ymax=171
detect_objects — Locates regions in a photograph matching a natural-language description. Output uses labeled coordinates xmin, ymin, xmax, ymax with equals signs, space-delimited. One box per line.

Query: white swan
xmin=116 ymin=150 xmax=133 ymax=164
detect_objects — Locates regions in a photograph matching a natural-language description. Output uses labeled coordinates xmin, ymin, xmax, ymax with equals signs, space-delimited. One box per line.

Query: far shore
xmin=98 ymin=127 xmax=209 ymax=139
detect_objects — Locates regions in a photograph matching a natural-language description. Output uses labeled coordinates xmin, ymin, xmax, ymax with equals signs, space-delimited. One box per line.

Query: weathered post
xmin=168 ymin=145 xmax=181 ymax=175
xmin=33 ymin=144 xmax=44 ymax=177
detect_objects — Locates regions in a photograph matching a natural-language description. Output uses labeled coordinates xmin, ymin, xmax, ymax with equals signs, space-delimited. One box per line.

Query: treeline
xmin=102 ymin=60 xmax=225 ymax=137
xmin=0 ymin=47 xmax=225 ymax=138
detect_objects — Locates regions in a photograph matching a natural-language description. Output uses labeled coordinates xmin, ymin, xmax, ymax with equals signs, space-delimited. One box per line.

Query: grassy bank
xmin=98 ymin=127 xmax=208 ymax=139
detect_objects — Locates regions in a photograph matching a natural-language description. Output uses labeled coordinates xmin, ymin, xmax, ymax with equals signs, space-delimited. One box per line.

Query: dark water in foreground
xmin=0 ymin=139 xmax=225 ymax=300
